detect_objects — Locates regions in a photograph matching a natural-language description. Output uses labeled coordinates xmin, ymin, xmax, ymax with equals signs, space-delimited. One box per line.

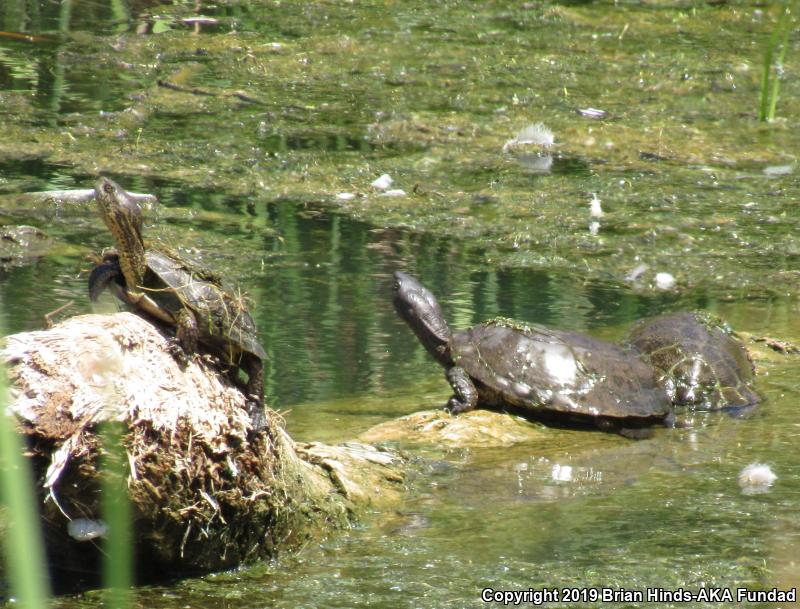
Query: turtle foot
xmin=246 ymin=401 xmax=268 ymax=432
xmin=166 ymin=337 xmax=190 ymax=367
xmin=446 ymin=398 xmax=472 ymax=415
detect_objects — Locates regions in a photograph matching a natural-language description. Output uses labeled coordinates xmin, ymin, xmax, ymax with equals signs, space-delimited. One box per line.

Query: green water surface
xmin=0 ymin=1 xmax=798 ymax=607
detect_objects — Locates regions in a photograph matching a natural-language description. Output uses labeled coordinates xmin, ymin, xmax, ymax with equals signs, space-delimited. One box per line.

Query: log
xmin=2 ymin=313 xmax=404 ymax=585
xmin=8 ymin=189 xmax=157 ymax=208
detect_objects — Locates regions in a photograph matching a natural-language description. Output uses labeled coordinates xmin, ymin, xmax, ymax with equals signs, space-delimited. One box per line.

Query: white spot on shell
xmin=495 ymin=376 xmax=511 ymax=389
xmin=543 ymin=345 xmax=577 ymax=387
xmin=512 ymin=382 xmax=532 ymax=397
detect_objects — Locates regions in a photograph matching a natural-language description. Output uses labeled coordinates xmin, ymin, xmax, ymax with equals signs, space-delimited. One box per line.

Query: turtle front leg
xmin=446 ymin=366 xmax=478 ymax=414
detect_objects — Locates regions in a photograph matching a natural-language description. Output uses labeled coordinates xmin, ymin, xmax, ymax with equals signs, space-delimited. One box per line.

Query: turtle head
xmin=95 ymin=177 xmax=144 ymax=238
xmin=392 ymin=271 xmax=453 ymax=366
xmin=94 ymin=177 xmax=146 ymax=290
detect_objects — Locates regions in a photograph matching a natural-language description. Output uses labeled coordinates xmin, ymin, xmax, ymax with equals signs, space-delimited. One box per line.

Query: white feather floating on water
xmin=738 ymin=463 xmax=777 ymax=495
xmin=502 ymin=122 xmax=554 ymax=152
xmin=589 ymin=193 xmax=603 ymax=218
xmin=371 ymin=174 xmax=393 ymax=190
xmin=654 ymin=272 xmax=676 ymax=291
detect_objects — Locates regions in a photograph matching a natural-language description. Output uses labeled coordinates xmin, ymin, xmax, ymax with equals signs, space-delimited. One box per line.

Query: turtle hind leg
xmin=446 ymin=366 xmax=478 ymax=414
xmin=241 ymin=355 xmax=267 ymax=431
xmin=175 ymin=308 xmax=199 ymax=354
xmin=163 ymin=308 xmax=199 ymax=367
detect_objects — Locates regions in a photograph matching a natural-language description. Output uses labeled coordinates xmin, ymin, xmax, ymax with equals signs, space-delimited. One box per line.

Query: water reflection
xmin=0 ymin=177 xmax=788 ymax=421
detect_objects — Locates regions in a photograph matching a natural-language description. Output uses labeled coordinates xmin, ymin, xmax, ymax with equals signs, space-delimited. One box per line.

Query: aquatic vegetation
xmin=759 ymin=1 xmax=795 ymax=122
xmin=100 ymin=422 xmax=133 ymax=609
xmin=0 ymin=368 xmax=50 ymax=608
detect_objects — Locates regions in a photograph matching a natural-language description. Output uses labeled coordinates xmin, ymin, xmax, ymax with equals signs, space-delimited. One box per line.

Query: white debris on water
xmin=502 ymin=122 xmax=554 ymax=152
xmin=738 ymin=463 xmax=777 ymax=495
xmin=626 ymin=263 xmax=650 ymax=283
xmin=577 ymin=107 xmax=607 ymax=119
xmin=762 ymin=164 xmax=794 ymax=177
xmin=380 ymin=189 xmax=407 ymax=197
xmin=371 ymin=173 xmax=394 ymax=190
xmin=67 ymin=518 xmax=109 ymax=541
xmin=654 ymin=272 xmax=676 ymax=291
xmin=589 ymin=193 xmax=603 ymax=218
xmin=336 ymin=192 xmax=357 ymax=201
xmin=551 ymin=463 xmax=573 ymax=482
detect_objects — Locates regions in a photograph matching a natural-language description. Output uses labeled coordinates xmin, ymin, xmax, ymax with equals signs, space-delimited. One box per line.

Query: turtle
xmin=88 ymin=177 xmax=268 ymax=431
xmin=626 ymin=311 xmax=759 ymax=411
xmin=392 ymin=271 xmax=673 ymax=437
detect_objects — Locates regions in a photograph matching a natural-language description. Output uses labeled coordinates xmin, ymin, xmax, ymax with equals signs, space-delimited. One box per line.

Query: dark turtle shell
xmin=94 ymin=249 xmax=266 ymax=364
xmin=143 ymin=250 xmax=266 ymax=362
xmin=450 ymin=319 xmax=671 ymax=421
xmin=626 ymin=312 xmax=758 ymax=410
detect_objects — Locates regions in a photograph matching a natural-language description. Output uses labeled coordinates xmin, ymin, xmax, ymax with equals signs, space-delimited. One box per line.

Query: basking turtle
xmin=392 ymin=271 xmax=672 ymax=437
xmin=88 ymin=177 xmax=267 ymax=430
xmin=626 ymin=312 xmax=759 ymax=410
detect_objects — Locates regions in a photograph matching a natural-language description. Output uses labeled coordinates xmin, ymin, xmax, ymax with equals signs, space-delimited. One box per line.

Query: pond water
xmin=1 ymin=1 xmax=799 ymax=608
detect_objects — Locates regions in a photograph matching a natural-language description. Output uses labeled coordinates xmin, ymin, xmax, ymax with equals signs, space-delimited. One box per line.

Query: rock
xmin=360 ymin=409 xmax=547 ymax=448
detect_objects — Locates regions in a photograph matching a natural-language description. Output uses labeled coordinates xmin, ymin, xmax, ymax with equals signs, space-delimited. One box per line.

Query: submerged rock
xmin=360 ymin=409 xmax=547 ymax=448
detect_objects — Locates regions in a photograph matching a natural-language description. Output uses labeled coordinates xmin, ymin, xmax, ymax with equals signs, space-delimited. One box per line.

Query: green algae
xmin=1 ymin=1 xmax=798 ymax=299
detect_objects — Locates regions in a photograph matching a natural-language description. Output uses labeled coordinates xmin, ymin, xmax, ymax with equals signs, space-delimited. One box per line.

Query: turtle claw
xmin=446 ymin=397 xmax=470 ymax=414
xmin=166 ymin=337 xmax=190 ymax=366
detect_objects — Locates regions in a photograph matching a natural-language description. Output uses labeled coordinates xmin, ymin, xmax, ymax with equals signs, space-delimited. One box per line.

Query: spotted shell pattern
xmin=450 ymin=320 xmax=671 ymax=420
xmin=626 ymin=312 xmax=758 ymax=410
